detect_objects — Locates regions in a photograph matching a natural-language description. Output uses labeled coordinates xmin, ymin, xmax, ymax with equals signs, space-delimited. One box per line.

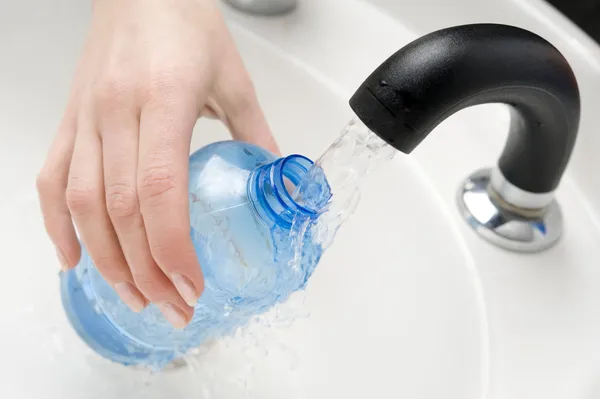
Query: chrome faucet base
xmin=223 ymin=0 xmax=297 ymax=16
xmin=457 ymin=168 xmax=563 ymax=253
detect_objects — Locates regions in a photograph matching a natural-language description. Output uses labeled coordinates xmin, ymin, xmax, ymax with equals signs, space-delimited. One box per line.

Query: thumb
xmin=212 ymin=70 xmax=281 ymax=155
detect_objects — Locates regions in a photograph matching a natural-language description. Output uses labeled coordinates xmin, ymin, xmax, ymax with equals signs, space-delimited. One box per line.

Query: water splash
xmin=163 ymin=117 xmax=395 ymax=391
xmin=40 ymin=117 xmax=395 ymax=398
xmin=293 ymin=117 xmax=396 ymax=251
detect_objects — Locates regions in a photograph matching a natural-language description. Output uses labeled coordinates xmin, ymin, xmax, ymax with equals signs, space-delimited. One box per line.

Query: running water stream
xmin=291 ymin=117 xmax=396 ymax=256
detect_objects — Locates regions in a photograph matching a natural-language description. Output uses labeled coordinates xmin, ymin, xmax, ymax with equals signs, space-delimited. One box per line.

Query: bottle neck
xmin=248 ymin=155 xmax=330 ymax=229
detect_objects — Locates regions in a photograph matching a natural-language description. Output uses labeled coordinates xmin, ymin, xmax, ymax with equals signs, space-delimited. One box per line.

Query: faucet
xmin=223 ymin=0 xmax=296 ymax=15
xmin=349 ymin=24 xmax=580 ymax=253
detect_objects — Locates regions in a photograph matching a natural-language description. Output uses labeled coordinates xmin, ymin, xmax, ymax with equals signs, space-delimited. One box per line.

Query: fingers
xmin=37 ymin=110 xmax=81 ymax=270
xmin=214 ymin=59 xmax=280 ymax=155
xmin=138 ymin=92 xmax=205 ymax=315
xmin=66 ymin=112 xmax=148 ymax=313
xmin=99 ymin=102 xmax=193 ymax=327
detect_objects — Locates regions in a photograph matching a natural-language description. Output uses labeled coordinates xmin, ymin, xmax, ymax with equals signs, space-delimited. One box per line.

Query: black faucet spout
xmin=350 ymin=23 xmax=580 ymax=195
xmin=350 ymin=24 xmax=581 ymax=252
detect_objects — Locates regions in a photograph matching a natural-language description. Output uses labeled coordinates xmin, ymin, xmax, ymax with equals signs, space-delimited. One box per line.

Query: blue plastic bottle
xmin=60 ymin=141 xmax=331 ymax=369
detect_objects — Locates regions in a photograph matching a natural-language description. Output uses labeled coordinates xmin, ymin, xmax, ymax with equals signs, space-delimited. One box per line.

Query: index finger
xmin=137 ymin=95 xmax=204 ymax=307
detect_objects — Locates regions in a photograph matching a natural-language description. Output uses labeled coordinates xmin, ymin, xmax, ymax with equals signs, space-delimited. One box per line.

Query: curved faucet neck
xmin=350 ymin=23 xmax=580 ymax=202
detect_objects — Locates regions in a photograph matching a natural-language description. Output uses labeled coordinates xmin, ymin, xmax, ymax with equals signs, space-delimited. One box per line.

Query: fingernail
xmin=158 ymin=302 xmax=188 ymax=329
xmin=56 ymin=248 xmax=69 ymax=271
xmin=115 ymin=282 xmax=147 ymax=313
xmin=171 ymin=274 xmax=199 ymax=307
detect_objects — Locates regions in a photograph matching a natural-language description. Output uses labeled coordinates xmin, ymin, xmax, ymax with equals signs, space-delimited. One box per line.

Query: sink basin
xmin=2 ymin=0 xmax=600 ymax=398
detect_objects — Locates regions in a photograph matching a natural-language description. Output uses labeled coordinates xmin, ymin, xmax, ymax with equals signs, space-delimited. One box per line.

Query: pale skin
xmin=36 ymin=0 xmax=279 ymax=329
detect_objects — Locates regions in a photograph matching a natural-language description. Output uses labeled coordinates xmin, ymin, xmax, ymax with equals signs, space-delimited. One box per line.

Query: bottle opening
xmin=276 ymin=155 xmax=323 ymax=215
xmin=248 ymin=154 xmax=331 ymax=228
xmin=283 ymin=176 xmax=296 ymax=196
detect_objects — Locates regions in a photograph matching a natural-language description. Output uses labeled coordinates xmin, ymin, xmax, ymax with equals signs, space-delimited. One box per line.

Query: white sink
xmin=2 ymin=0 xmax=599 ymax=398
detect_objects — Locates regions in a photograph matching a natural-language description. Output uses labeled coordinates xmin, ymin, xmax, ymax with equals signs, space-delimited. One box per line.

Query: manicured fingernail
xmin=56 ymin=248 xmax=69 ymax=271
xmin=115 ymin=282 xmax=147 ymax=313
xmin=158 ymin=302 xmax=188 ymax=329
xmin=171 ymin=274 xmax=199 ymax=307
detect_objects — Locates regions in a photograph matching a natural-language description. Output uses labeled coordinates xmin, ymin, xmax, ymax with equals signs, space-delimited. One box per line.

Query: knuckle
xmin=65 ymin=179 xmax=97 ymax=216
xmin=36 ymin=169 xmax=56 ymax=198
xmin=223 ymin=74 xmax=256 ymax=114
xmin=132 ymin=271 xmax=171 ymax=300
xmin=144 ymin=71 xmax=184 ymax=103
xmin=237 ymin=74 xmax=256 ymax=97
xmin=91 ymin=252 xmax=113 ymax=272
xmin=94 ymin=76 xmax=131 ymax=110
xmin=137 ymin=166 xmax=177 ymax=203
xmin=148 ymin=229 xmax=188 ymax=264
xmin=92 ymin=253 xmax=124 ymax=282
xmin=105 ymin=183 xmax=139 ymax=219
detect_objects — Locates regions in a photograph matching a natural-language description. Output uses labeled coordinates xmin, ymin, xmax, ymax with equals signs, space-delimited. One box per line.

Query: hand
xmin=36 ymin=0 xmax=279 ymax=328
